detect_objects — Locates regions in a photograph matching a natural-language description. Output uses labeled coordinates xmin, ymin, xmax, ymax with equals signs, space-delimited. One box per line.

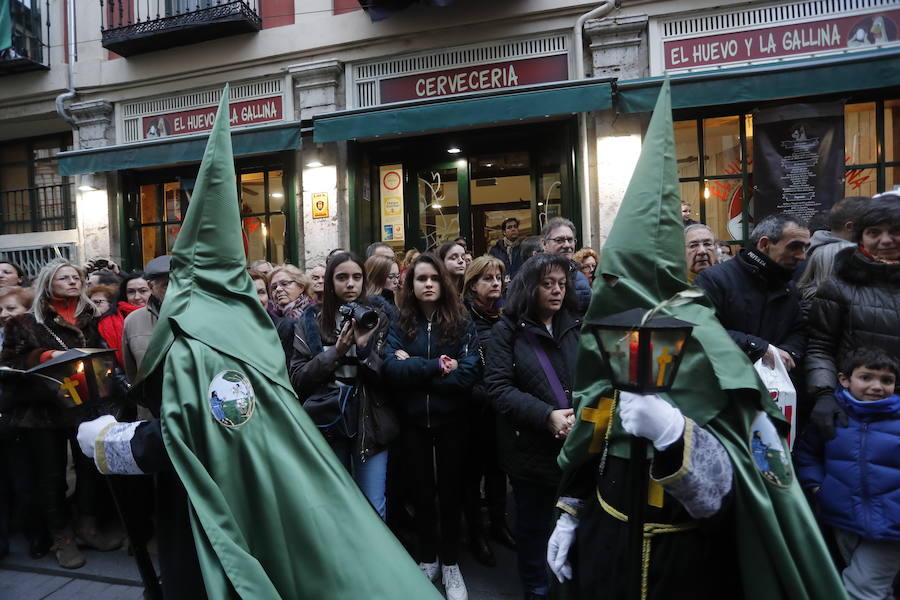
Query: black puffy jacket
xmin=695 ymin=249 xmax=806 ymax=363
xmin=806 ymin=247 xmax=900 ymax=398
xmin=485 ymin=309 xmax=580 ymax=486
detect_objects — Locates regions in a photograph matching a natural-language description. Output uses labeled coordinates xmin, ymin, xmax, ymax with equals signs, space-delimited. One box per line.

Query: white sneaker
xmin=442 ymin=564 xmax=468 ymax=600
xmin=418 ymin=560 xmax=439 ymax=583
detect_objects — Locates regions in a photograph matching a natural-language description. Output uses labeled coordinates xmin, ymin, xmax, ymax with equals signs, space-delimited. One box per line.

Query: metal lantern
xmin=0 ymin=348 xmax=119 ymax=409
xmin=586 ymin=307 xmax=694 ymax=394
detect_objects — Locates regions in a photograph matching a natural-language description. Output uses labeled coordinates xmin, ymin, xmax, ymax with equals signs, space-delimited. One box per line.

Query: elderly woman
xmin=807 ymin=195 xmax=900 ymax=440
xmin=268 ymin=264 xmax=312 ymax=319
xmin=572 ymin=248 xmax=599 ymax=286
xmin=484 ymin=253 xmax=581 ymax=600
xmin=1 ymin=259 xmax=121 ymax=569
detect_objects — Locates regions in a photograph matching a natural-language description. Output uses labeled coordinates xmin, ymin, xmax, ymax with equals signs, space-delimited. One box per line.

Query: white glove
xmin=618 ymin=391 xmax=685 ymax=451
xmin=547 ymin=513 xmax=578 ymax=582
xmin=77 ymin=415 xmax=118 ymax=459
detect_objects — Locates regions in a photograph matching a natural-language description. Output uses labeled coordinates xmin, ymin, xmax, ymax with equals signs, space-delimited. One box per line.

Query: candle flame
xmin=76 ymin=361 xmax=84 ymax=374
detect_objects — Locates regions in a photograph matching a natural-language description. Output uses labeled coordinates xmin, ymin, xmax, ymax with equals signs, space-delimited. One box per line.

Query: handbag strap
xmin=40 ymin=322 xmax=69 ymax=351
xmin=523 ymin=329 xmax=569 ymax=410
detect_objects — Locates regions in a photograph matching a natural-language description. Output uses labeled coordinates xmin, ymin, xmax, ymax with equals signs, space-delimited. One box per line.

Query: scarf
xmin=48 ymin=296 xmax=79 ymax=325
xmin=859 ymin=244 xmax=900 ymax=265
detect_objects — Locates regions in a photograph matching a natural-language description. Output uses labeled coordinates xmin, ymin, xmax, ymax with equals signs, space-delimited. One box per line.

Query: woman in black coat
xmin=383 ymin=253 xmax=480 ymax=600
xmin=289 ymin=252 xmax=394 ymax=519
xmin=484 ymin=253 xmax=582 ymax=600
xmin=1 ymin=258 xmax=120 ymax=569
xmin=807 ymin=196 xmax=900 ymax=438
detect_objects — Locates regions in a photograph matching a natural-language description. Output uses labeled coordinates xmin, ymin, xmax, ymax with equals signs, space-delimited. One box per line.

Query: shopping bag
xmin=753 ymin=352 xmax=798 ymax=450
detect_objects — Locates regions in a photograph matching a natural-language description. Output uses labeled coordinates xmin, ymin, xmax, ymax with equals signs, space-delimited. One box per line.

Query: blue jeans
xmin=510 ymin=477 xmax=557 ymax=596
xmin=330 ymin=437 xmax=388 ymax=520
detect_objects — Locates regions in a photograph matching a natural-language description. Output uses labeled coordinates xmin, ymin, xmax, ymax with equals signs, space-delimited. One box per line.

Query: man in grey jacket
xmin=122 ymin=255 xmax=170 ymax=382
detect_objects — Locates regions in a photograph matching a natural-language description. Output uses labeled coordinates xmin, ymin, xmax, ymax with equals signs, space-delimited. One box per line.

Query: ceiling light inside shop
xmin=78 ymin=184 xmax=98 ymax=192
xmin=306 ymin=160 xmax=324 ymax=168
xmin=271 ymin=192 xmax=284 ymax=198
xmin=447 ymin=147 xmax=461 ymax=154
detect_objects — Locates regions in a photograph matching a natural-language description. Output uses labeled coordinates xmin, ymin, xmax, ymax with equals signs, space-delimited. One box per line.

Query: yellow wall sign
xmin=380 ymin=164 xmax=404 ymax=242
xmin=312 ymin=192 xmax=329 ymax=219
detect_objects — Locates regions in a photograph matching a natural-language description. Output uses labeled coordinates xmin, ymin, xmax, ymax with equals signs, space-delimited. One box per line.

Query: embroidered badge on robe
xmin=208 ymin=370 xmax=256 ymax=428
xmin=749 ymin=411 xmax=792 ymax=488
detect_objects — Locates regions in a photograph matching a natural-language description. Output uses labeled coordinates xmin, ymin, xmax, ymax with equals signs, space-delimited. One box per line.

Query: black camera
xmin=338 ymin=302 xmax=379 ymax=330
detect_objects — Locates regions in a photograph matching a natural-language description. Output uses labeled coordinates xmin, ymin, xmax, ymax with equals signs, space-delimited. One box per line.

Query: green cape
xmin=136 ymin=85 xmax=441 ymax=599
xmin=558 ymin=79 xmax=845 ymax=600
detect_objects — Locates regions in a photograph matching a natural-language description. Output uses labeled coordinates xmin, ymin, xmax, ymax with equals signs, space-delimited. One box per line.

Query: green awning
xmin=57 ymin=120 xmax=302 ymax=176
xmin=617 ymin=47 xmax=900 ymax=114
xmin=313 ymin=79 xmax=614 ymax=143
xmin=0 ymin=0 xmax=11 ymax=51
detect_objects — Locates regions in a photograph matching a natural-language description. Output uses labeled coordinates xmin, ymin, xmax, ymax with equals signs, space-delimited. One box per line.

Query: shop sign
xmin=380 ymin=165 xmax=404 ymax=242
xmin=141 ymin=96 xmax=283 ymax=140
xmin=311 ymin=192 xmax=330 ymax=219
xmin=379 ymin=55 xmax=568 ymax=104
xmin=665 ymin=9 xmax=900 ymax=70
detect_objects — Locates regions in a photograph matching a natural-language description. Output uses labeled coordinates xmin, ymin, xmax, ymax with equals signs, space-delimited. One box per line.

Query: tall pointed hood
xmin=558 ymin=79 xmax=845 ymax=600
xmin=133 ymin=85 xmax=442 ymax=599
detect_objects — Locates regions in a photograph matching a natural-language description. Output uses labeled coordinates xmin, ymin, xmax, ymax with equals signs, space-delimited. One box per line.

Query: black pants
xmin=463 ymin=407 xmax=507 ymax=530
xmin=0 ymin=433 xmax=45 ymax=548
xmin=405 ymin=420 xmax=466 ymax=565
xmin=25 ymin=428 xmax=102 ymax=531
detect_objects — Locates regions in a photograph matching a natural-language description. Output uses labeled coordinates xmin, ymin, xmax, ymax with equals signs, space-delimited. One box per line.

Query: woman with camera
xmin=1 ymin=258 xmax=122 ymax=569
xmin=484 ymin=253 xmax=581 ymax=600
xmin=288 ymin=252 xmax=396 ymax=520
xmin=383 ymin=253 xmax=481 ymax=600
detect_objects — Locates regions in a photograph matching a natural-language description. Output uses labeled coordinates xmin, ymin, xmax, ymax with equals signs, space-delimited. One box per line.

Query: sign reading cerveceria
xmin=141 ymin=96 xmax=283 ymax=140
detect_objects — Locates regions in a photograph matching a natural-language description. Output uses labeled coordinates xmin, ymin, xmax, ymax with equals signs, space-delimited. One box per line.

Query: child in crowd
xmin=796 ymin=347 xmax=900 ymax=600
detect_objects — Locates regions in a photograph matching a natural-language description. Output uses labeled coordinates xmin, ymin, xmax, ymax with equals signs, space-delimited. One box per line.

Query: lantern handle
xmin=638 ymin=288 xmax=704 ymax=327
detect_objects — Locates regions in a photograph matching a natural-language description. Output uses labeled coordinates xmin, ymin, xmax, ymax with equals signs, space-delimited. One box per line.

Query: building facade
xmin=0 ymin=0 xmax=897 ymax=274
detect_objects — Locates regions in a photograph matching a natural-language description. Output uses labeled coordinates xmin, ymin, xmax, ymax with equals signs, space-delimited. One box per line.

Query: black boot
xmin=490 ymin=520 xmax=516 ymax=550
xmin=469 ymin=525 xmax=496 ymax=567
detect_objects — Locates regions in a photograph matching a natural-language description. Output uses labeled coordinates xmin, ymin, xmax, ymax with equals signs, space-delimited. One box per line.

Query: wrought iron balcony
xmin=0 ymin=183 xmax=76 ymax=234
xmin=0 ymin=0 xmax=50 ymax=75
xmin=101 ymin=0 xmax=261 ymax=57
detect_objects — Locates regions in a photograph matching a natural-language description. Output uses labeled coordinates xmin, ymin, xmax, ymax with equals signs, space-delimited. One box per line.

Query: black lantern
xmin=586 ymin=307 xmax=694 ymax=394
xmin=0 ymin=348 xmax=119 ymax=410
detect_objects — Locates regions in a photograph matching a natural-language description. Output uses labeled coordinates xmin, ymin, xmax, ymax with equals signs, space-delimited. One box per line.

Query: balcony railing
xmin=0 ymin=0 xmax=50 ymax=75
xmin=0 ymin=183 xmax=76 ymax=234
xmin=101 ymin=0 xmax=261 ymax=57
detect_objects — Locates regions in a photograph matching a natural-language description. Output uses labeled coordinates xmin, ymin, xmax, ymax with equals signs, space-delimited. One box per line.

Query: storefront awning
xmin=57 ymin=120 xmax=302 ymax=176
xmin=616 ymin=47 xmax=900 ymax=114
xmin=313 ymin=79 xmax=614 ymax=143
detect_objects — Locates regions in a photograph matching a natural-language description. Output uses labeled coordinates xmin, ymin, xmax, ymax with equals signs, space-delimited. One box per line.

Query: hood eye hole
xmin=601 ymin=273 xmax=619 ymax=287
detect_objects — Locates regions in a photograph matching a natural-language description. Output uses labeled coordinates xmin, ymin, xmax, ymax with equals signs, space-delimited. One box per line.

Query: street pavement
xmin=0 ymin=528 xmax=521 ymax=599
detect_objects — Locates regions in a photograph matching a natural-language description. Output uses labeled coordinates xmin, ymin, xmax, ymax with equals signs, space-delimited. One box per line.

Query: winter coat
xmin=485 ymin=309 xmax=581 ymax=486
xmin=382 ymin=314 xmax=481 ymax=428
xmin=695 ymin=249 xmax=806 ymax=363
xmin=122 ymin=297 xmax=161 ymax=383
xmin=806 ymin=247 xmax=900 ymax=399
xmin=465 ymin=298 xmax=502 ymax=410
xmin=0 ymin=298 xmax=102 ymax=428
xmin=97 ymin=301 xmax=142 ymax=367
xmin=289 ymin=296 xmax=395 ymax=459
xmin=795 ymin=388 xmax=900 ymax=541
xmin=572 ymin=262 xmax=592 ymax=317
xmin=489 ymin=239 xmax=524 ymax=278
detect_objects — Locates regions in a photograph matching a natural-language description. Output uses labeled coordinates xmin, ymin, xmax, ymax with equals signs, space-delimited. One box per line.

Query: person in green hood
xmin=546 ymin=79 xmax=846 ymax=600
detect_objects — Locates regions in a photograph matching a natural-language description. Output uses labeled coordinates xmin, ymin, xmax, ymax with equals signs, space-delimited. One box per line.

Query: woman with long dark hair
xmin=484 ymin=253 xmax=581 ymax=600
xmin=289 ymin=252 xmax=396 ymax=519
xmin=383 ymin=253 xmax=481 ymax=600
xmin=436 ymin=241 xmax=467 ymax=295
xmin=1 ymin=259 xmax=122 ymax=569
xmin=461 ymin=255 xmax=515 ymax=566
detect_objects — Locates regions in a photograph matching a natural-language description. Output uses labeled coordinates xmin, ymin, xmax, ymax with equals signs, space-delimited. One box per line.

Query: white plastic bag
xmin=753 ymin=351 xmax=798 ymax=450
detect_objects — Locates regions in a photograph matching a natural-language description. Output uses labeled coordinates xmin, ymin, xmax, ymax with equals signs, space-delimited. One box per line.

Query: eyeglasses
xmin=548 ymin=236 xmax=576 ymax=246
xmin=387 ymin=274 xmax=400 ymax=281
xmin=271 ymin=280 xmax=298 ymax=290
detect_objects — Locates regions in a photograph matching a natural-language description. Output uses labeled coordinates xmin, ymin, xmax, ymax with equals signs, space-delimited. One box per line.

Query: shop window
xmin=675 ymin=115 xmax=751 ymax=243
xmin=0 ymin=134 xmax=74 ymax=235
xmin=844 ymin=99 xmax=900 ymax=196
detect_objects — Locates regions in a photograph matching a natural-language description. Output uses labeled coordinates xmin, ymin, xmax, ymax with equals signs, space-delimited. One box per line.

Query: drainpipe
xmin=574 ymin=2 xmax=616 ymax=248
xmin=55 ymin=0 xmax=77 ymax=125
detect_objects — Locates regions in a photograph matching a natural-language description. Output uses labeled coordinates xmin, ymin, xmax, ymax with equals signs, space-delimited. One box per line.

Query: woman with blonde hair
xmin=1 ymin=258 xmax=121 ymax=569
xmin=365 ymin=255 xmax=400 ymax=306
xmin=572 ymin=247 xmax=599 ymax=286
xmin=268 ymin=264 xmax=313 ymax=319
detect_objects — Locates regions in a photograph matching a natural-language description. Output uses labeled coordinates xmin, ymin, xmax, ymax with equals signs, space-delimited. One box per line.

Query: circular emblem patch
xmin=749 ymin=411 xmax=793 ymax=488
xmin=207 ymin=370 xmax=255 ymax=428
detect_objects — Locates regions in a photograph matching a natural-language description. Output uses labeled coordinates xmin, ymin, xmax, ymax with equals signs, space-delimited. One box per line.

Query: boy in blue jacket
xmin=796 ymin=347 xmax=900 ymax=600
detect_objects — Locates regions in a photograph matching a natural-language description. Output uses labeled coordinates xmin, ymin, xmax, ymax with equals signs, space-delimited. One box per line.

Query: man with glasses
xmin=540 ymin=217 xmax=590 ymax=315
xmin=684 ymin=224 xmax=719 ymax=281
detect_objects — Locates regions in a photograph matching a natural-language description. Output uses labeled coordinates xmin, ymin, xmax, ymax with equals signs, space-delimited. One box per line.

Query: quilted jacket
xmin=805 ymin=247 xmax=900 ymax=399
xmin=485 ymin=309 xmax=580 ymax=486
xmin=795 ymin=388 xmax=900 ymax=540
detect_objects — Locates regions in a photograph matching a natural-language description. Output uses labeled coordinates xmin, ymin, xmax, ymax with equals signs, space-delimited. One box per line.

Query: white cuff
xmin=94 ymin=421 xmax=146 ymax=475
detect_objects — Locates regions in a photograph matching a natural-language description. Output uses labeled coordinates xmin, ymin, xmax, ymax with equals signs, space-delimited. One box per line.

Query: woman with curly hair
xmin=383 ymin=253 xmax=481 ymax=600
xmin=572 ymin=247 xmax=599 ymax=286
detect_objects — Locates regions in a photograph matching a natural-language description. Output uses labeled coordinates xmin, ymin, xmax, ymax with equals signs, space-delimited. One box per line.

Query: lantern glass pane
xmin=89 ymin=354 xmax=118 ymax=399
xmin=594 ymin=328 xmax=634 ymax=386
xmin=649 ymin=328 xmax=689 ymax=388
